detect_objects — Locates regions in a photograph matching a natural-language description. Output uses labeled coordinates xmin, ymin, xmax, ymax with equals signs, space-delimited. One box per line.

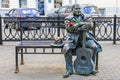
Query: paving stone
xmin=0 ymin=41 xmax=120 ymax=80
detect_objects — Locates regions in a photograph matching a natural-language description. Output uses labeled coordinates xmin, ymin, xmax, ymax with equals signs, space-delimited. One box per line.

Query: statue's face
xmin=72 ymin=5 xmax=81 ymax=16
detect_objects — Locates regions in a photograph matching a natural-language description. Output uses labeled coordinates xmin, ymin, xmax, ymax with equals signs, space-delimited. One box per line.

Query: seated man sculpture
xmin=62 ymin=4 xmax=102 ymax=78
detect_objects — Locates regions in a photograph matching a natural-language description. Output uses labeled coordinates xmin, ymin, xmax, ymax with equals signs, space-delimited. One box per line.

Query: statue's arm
xmin=64 ymin=18 xmax=93 ymax=33
xmin=64 ymin=19 xmax=79 ymax=33
xmin=77 ymin=18 xmax=94 ymax=31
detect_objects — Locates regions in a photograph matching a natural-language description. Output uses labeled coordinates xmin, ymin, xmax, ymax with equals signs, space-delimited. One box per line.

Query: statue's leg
xmin=63 ymin=49 xmax=73 ymax=78
xmin=86 ymin=40 xmax=97 ymax=61
xmin=86 ymin=40 xmax=98 ymax=74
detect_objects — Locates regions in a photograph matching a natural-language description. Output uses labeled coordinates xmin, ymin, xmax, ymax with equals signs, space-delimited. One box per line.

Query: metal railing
xmin=0 ymin=15 xmax=120 ymax=45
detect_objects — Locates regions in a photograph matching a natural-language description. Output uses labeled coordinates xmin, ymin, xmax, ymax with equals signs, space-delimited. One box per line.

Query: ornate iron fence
xmin=0 ymin=15 xmax=120 ymax=44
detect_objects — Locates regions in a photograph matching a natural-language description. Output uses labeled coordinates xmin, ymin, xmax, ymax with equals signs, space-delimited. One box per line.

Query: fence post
xmin=20 ymin=20 xmax=23 ymax=41
xmin=57 ymin=15 xmax=60 ymax=37
xmin=0 ymin=15 xmax=3 ymax=45
xmin=113 ymin=14 xmax=117 ymax=44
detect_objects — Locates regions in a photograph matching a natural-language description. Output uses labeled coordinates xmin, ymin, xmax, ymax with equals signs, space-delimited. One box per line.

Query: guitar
xmin=74 ymin=31 xmax=94 ymax=75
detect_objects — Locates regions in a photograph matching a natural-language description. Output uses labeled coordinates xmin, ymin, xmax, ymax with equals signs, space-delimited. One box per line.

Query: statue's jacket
xmin=62 ymin=14 xmax=102 ymax=55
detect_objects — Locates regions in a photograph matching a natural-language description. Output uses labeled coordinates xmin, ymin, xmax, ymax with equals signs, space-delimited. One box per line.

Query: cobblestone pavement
xmin=0 ymin=41 xmax=120 ymax=80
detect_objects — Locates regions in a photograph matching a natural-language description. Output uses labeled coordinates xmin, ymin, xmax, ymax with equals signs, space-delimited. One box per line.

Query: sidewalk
xmin=0 ymin=41 xmax=120 ymax=80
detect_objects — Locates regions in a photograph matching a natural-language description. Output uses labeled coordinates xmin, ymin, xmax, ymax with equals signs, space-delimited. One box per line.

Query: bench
xmin=15 ymin=17 xmax=99 ymax=73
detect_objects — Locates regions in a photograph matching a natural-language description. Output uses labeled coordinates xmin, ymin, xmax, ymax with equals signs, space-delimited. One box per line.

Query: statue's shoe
xmin=91 ymin=70 xmax=97 ymax=75
xmin=63 ymin=70 xmax=73 ymax=78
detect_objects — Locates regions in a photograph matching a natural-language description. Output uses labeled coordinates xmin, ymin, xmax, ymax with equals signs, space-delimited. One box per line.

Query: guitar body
xmin=74 ymin=47 xmax=94 ymax=75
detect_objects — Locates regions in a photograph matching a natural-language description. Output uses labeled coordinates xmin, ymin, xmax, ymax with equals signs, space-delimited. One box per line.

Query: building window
xmin=38 ymin=0 xmax=44 ymax=15
xmin=54 ymin=0 xmax=62 ymax=8
xmin=1 ymin=0 xmax=9 ymax=8
xmin=19 ymin=0 xmax=27 ymax=8
xmin=99 ymin=8 xmax=105 ymax=17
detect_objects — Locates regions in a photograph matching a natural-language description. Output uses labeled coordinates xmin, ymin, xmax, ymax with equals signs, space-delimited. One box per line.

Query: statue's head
xmin=72 ymin=4 xmax=81 ymax=16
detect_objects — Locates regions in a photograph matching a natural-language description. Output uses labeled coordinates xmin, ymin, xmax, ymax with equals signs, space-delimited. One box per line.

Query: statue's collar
xmin=73 ymin=16 xmax=82 ymax=21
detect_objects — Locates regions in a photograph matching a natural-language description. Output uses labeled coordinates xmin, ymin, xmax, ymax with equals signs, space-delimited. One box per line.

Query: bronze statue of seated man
xmin=62 ymin=4 xmax=102 ymax=78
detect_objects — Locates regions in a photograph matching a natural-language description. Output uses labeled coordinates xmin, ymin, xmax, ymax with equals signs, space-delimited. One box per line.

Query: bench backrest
xmin=19 ymin=17 xmax=67 ymax=40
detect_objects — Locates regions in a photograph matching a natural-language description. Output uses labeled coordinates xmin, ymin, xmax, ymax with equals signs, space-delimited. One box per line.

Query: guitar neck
xmin=82 ymin=31 xmax=86 ymax=48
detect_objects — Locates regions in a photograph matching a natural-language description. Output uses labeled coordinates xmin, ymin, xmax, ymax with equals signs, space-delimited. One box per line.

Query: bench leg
xmin=95 ymin=53 xmax=99 ymax=71
xmin=20 ymin=48 xmax=24 ymax=65
xmin=92 ymin=54 xmax=95 ymax=63
xmin=15 ymin=47 xmax=19 ymax=73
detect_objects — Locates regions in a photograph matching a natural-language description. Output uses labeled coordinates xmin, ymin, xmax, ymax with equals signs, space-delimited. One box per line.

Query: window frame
xmin=19 ymin=0 xmax=27 ymax=8
xmin=1 ymin=0 xmax=9 ymax=8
